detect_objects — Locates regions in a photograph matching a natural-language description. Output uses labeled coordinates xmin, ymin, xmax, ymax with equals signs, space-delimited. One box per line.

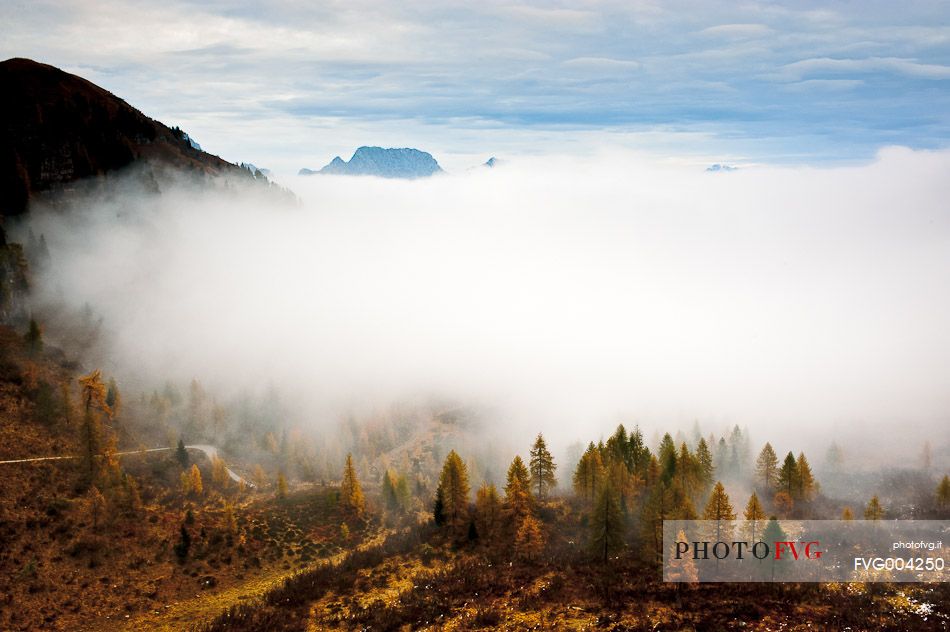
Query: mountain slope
xmin=0 ymin=58 xmax=254 ymax=216
xmin=302 ymin=146 xmax=443 ymax=179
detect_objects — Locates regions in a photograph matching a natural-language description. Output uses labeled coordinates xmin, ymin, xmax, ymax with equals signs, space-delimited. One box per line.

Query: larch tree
xmin=864 ymin=495 xmax=884 ymax=520
xmin=755 ymin=443 xmax=779 ymax=491
xmin=437 ymin=450 xmax=470 ymax=530
xmin=514 ymin=514 xmax=546 ymax=562
xmin=703 ymin=481 xmax=735 ymax=544
xmin=795 ymin=452 xmax=817 ymax=501
xmin=744 ymin=492 xmax=766 ymax=542
xmin=666 ymin=529 xmax=699 ymax=583
xmin=589 ymin=482 xmax=625 ymax=563
xmin=529 ymin=433 xmax=557 ymax=499
xmin=475 ymin=482 xmax=501 ymax=542
xmin=504 ymin=455 xmax=534 ymax=522
xmin=78 ymin=370 xmax=113 ymax=487
xmin=937 ymin=475 xmax=950 ymax=511
xmin=572 ymin=443 xmax=605 ymax=503
xmin=276 ymin=472 xmax=288 ymax=500
xmin=189 ymin=464 xmax=203 ymax=496
xmin=341 ymin=453 xmax=365 ymax=516
xmin=773 ymin=491 xmax=794 ymax=517
xmin=841 ymin=506 xmax=854 ymax=520
xmin=382 ymin=469 xmax=399 ymax=512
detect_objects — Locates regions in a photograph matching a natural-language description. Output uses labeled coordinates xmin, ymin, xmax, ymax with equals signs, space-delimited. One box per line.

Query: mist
xmin=20 ymin=146 xmax=950 ymax=459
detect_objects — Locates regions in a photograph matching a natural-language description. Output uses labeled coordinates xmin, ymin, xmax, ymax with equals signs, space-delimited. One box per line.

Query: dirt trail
xmin=113 ymin=531 xmax=388 ymax=632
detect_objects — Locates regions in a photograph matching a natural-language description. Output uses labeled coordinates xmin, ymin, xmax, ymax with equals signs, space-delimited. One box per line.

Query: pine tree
xmin=937 ymin=475 xmax=950 ymax=510
xmin=658 ymin=433 xmax=677 ymax=483
xmin=744 ymin=492 xmax=766 ymax=542
xmin=695 ymin=438 xmax=714 ymax=489
xmin=795 ymin=452 xmax=817 ymax=501
xmin=777 ymin=452 xmax=798 ymax=496
xmin=276 ymin=472 xmax=288 ymax=500
xmin=864 ymin=495 xmax=884 ymax=520
xmin=826 ymin=442 xmax=844 ymax=473
xmin=755 ymin=443 xmax=779 ymax=491
xmin=841 ymin=506 xmax=854 ymax=520
xmin=25 ymin=318 xmax=42 ymax=353
xmin=433 ymin=485 xmax=446 ymax=526
xmin=382 ymin=469 xmax=399 ymax=512
xmin=174 ymin=523 xmax=191 ymax=560
xmin=340 ymin=454 xmax=365 ymax=516
xmin=529 ymin=433 xmax=557 ymax=499
xmin=515 ymin=514 xmax=545 ymax=561
xmin=437 ymin=450 xmax=470 ymax=530
xmin=572 ymin=443 xmax=605 ymax=503
xmin=105 ymin=378 xmax=121 ymax=419
xmin=589 ymin=483 xmax=625 ymax=563
xmin=176 ymin=438 xmax=189 ymax=468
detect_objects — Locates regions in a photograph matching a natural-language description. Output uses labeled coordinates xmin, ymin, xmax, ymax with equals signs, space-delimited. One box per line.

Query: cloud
xmin=2 ymin=0 xmax=949 ymax=169
xmin=699 ymin=23 xmax=773 ymax=39
xmin=20 ymin=147 xmax=950 ymax=453
xmin=774 ymin=57 xmax=950 ymax=81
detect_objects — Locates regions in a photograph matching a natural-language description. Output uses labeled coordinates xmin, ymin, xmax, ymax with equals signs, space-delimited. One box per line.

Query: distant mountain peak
xmin=706 ymin=163 xmax=738 ymax=172
xmin=301 ymin=146 xmax=443 ymax=179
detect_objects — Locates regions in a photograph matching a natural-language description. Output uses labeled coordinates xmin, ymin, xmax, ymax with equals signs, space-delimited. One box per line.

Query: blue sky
xmin=3 ymin=1 xmax=950 ymax=172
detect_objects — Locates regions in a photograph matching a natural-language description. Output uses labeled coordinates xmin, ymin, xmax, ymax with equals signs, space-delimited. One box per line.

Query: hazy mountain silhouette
xmin=0 ymin=57 xmax=259 ymax=216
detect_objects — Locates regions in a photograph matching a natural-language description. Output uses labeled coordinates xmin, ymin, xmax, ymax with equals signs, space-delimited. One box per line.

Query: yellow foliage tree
xmin=341 ymin=454 xmax=365 ymax=516
xmin=514 ymin=514 xmax=545 ymax=562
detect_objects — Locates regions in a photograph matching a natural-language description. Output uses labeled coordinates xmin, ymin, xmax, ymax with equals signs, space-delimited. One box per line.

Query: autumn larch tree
xmin=78 ymin=369 xmax=114 ymax=487
xmin=864 ymin=495 xmax=884 ymax=520
xmin=755 ymin=443 xmax=779 ymax=491
xmin=189 ymin=464 xmax=203 ymax=496
xmin=666 ymin=529 xmax=699 ymax=583
xmin=703 ymin=481 xmax=735 ymax=544
xmin=504 ymin=455 xmax=533 ymax=523
xmin=743 ymin=492 xmax=766 ymax=542
xmin=276 ymin=471 xmax=288 ymax=500
xmin=772 ymin=491 xmax=793 ymax=517
xmin=340 ymin=453 xmax=365 ymax=516
xmin=572 ymin=443 xmax=605 ymax=503
xmin=529 ymin=433 xmax=557 ymax=499
xmin=937 ymin=475 xmax=950 ymax=513
xmin=475 ymin=482 xmax=501 ymax=543
xmin=795 ymin=452 xmax=817 ymax=502
xmin=589 ymin=482 xmax=625 ymax=563
xmin=841 ymin=506 xmax=854 ymax=520
xmin=515 ymin=513 xmax=545 ymax=561
xmin=437 ymin=450 xmax=470 ymax=531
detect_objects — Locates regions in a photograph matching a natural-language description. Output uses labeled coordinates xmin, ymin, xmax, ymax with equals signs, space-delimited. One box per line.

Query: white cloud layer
xmin=22 ymin=147 xmax=950 ymax=452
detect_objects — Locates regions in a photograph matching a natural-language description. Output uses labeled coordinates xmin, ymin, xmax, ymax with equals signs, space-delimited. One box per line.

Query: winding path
xmin=0 ymin=444 xmax=251 ymax=486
